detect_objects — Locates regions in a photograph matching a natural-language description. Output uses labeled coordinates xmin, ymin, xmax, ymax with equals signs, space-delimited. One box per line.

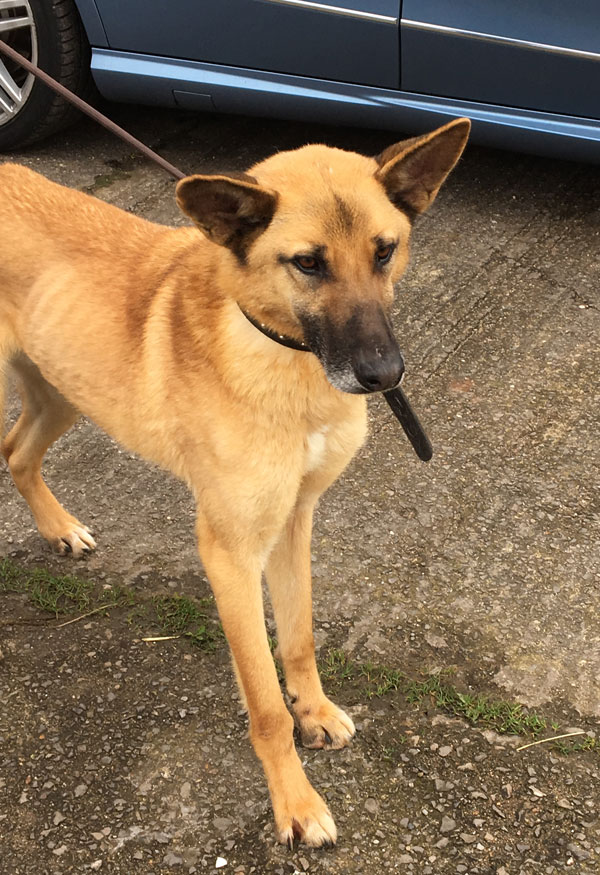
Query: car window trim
xmin=261 ymin=0 xmax=397 ymax=25
xmin=402 ymin=19 xmax=600 ymax=63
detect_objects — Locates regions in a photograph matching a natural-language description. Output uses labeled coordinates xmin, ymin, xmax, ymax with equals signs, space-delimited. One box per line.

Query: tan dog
xmin=0 ymin=118 xmax=469 ymax=847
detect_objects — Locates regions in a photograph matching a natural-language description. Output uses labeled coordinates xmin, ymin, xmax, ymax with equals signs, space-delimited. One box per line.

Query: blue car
xmin=1 ymin=0 xmax=599 ymax=160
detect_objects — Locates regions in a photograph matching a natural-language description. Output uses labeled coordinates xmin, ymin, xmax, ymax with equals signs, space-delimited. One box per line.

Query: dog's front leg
xmin=266 ymin=500 xmax=355 ymax=750
xmin=196 ymin=515 xmax=337 ymax=848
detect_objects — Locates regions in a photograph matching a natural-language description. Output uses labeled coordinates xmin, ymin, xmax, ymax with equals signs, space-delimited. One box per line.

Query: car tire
xmin=0 ymin=0 xmax=91 ymax=151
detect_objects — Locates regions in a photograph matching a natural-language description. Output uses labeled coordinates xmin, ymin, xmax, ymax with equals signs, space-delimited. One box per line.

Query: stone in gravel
xmin=440 ymin=816 xmax=456 ymax=833
xmin=180 ymin=782 xmax=191 ymax=800
xmin=213 ymin=817 xmax=232 ymax=832
xmin=215 ymin=859 xmax=227 ymax=870
xmin=90 ymin=862 xmax=102 ymax=871
xmin=74 ymin=783 xmax=88 ymax=797
xmin=438 ymin=746 xmax=452 ymax=757
xmin=567 ymin=843 xmax=590 ymax=860
xmin=163 ymin=851 xmax=183 ymax=866
xmin=398 ymin=854 xmax=413 ymax=863
xmin=298 ymin=857 xmax=310 ymax=871
xmin=364 ymin=798 xmax=379 ymax=815
xmin=461 ymin=834 xmax=477 ymax=844
xmin=53 ymin=812 xmax=66 ymax=825
xmin=557 ymin=798 xmax=573 ymax=809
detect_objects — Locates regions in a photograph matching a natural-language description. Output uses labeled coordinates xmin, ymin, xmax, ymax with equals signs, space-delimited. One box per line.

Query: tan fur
xmin=0 ymin=118 xmax=469 ymax=847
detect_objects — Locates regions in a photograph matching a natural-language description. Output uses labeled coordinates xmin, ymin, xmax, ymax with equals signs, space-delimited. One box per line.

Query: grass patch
xmin=404 ymin=674 xmax=547 ymax=737
xmin=0 ymin=558 xmax=220 ymax=650
xmin=319 ymin=647 xmax=597 ymax=755
xmin=0 ymin=558 xmax=95 ymax=617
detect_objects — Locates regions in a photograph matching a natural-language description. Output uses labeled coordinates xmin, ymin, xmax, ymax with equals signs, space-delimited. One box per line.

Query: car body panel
xmin=87 ymin=0 xmax=401 ymax=89
xmin=72 ymin=1 xmax=600 ymax=161
xmin=71 ymin=0 xmax=108 ymax=47
xmin=91 ymin=49 xmax=600 ymax=163
xmin=401 ymin=0 xmax=600 ymax=118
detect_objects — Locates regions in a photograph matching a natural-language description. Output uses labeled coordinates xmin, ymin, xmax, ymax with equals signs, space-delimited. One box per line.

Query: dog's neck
xmin=239 ymin=306 xmax=309 ymax=353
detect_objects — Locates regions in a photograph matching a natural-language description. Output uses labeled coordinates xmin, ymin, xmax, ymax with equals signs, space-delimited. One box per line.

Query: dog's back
xmin=0 ymin=164 xmax=185 ymax=440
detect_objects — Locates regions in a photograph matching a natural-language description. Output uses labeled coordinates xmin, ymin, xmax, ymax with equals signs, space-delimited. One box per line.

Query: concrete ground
xmin=0 ymin=105 xmax=599 ymax=874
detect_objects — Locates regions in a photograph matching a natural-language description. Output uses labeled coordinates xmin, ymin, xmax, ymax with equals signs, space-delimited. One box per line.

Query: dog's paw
xmin=49 ymin=523 xmax=96 ymax=559
xmin=275 ymin=785 xmax=337 ymax=848
xmin=293 ymin=696 xmax=355 ymax=750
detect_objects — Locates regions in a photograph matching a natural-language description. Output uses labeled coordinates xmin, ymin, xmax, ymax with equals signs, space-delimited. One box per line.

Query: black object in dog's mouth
xmin=383 ymin=381 xmax=433 ymax=462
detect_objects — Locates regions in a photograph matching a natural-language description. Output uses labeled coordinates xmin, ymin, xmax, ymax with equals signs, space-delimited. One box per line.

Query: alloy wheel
xmin=0 ymin=0 xmax=37 ymax=127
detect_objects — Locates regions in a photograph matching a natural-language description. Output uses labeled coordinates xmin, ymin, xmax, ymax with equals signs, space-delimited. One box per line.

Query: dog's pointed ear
xmin=374 ymin=118 xmax=471 ymax=218
xmin=176 ymin=172 xmax=278 ymax=256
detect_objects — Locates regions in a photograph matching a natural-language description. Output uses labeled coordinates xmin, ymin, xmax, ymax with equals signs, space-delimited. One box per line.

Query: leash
xmin=0 ymin=38 xmax=185 ymax=180
xmin=0 ymin=38 xmax=432 ymax=462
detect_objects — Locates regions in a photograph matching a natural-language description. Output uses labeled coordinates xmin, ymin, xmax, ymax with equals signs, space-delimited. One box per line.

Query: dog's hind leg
xmin=1 ymin=354 xmax=96 ymax=557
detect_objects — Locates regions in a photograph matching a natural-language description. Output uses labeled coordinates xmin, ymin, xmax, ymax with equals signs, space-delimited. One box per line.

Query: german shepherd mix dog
xmin=0 ymin=118 xmax=469 ymax=847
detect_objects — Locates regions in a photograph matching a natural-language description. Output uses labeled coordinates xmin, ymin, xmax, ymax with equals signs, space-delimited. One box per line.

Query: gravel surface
xmin=1 ymin=104 xmax=599 ymax=873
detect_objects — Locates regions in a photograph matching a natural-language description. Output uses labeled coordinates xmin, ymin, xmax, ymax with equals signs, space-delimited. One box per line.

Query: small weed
xmin=0 ymin=558 xmax=26 ymax=591
xmin=99 ymin=584 xmax=136 ymax=608
xmin=320 ymin=649 xmax=356 ymax=686
xmin=358 ymin=660 xmax=405 ymax=699
xmin=554 ymin=736 xmax=598 ymax=755
xmin=151 ymin=594 xmax=221 ymax=650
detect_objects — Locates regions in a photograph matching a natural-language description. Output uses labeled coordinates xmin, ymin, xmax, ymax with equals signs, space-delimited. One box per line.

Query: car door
xmin=93 ymin=0 xmax=401 ymax=90
xmin=400 ymin=0 xmax=600 ymax=119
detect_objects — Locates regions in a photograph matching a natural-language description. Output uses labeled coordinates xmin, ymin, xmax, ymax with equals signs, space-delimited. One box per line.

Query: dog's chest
xmin=304 ymin=426 xmax=330 ymax=474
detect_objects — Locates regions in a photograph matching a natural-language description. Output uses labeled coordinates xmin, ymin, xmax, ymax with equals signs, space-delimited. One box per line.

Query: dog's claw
xmin=287 ymin=834 xmax=295 ymax=852
xmin=323 ymin=729 xmax=333 ymax=746
xmin=61 ymin=539 xmax=72 ymax=554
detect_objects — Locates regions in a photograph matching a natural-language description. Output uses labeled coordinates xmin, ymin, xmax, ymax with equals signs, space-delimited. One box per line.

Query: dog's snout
xmin=354 ymin=346 xmax=405 ymax=392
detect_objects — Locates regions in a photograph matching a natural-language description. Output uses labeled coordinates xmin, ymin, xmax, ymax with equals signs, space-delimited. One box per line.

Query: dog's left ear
xmin=176 ymin=173 xmax=278 ymax=254
xmin=375 ymin=117 xmax=471 ymax=218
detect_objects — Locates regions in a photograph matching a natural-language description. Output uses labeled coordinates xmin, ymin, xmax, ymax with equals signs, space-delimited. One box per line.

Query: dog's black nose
xmin=354 ymin=346 xmax=405 ymax=392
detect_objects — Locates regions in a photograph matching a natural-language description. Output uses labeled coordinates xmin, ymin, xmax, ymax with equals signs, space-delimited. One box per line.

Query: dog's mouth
xmin=240 ymin=303 xmax=405 ymax=395
xmin=298 ymin=306 xmax=405 ymax=395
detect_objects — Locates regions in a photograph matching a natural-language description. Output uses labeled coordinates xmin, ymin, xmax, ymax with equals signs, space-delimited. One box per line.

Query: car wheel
xmin=0 ymin=0 xmax=91 ymax=150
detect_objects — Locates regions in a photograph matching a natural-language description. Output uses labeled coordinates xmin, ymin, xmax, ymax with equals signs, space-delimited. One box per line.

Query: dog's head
xmin=176 ymin=118 xmax=470 ymax=394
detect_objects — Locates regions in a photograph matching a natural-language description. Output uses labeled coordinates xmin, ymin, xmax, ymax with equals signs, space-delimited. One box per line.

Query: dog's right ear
xmin=176 ymin=173 xmax=278 ymax=257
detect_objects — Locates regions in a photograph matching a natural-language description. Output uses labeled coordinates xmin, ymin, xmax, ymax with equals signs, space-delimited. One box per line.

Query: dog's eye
xmin=293 ymin=255 xmax=320 ymax=275
xmin=375 ymin=243 xmax=395 ymax=265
